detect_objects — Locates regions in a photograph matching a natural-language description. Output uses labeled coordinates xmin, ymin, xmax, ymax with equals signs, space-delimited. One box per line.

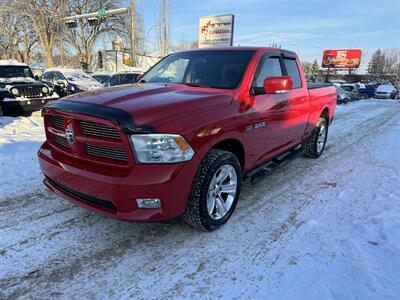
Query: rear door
xmin=282 ymin=57 xmax=309 ymax=144
xmin=247 ymin=52 xmax=293 ymax=165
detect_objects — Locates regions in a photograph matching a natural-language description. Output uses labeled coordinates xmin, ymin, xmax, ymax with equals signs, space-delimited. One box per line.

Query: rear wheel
xmin=304 ymin=117 xmax=328 ymax=158
xmin=183 ymin=149 xmax=241 ymax=231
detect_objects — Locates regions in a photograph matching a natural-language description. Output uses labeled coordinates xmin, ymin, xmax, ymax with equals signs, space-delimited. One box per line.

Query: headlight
xmin=41 ymin=86 xmax=49 ymax=94
xmin=131 ymin=134 xmax=195 ymax=163
xmin=10 ymin=88 xmax=19 ymax=96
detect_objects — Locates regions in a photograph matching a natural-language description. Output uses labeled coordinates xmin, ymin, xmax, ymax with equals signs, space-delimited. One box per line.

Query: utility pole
xmin=130 ymin=0 xmax=136 ymax=67
xmin=161 ymin=0 xmax=169 ymax=56
xmin=60 ymin=0 xmax=66 ymax=67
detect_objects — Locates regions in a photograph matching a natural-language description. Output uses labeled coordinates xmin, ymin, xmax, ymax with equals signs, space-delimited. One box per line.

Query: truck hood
xmin=62 ymin=83 xmax=234 ymax=128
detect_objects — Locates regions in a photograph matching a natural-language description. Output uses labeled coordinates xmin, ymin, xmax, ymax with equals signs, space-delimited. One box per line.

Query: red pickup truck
xmin=38 ymin=47 xmax=336 ymax=231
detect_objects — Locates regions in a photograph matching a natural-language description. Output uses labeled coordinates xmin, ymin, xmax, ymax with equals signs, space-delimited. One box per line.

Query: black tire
xmin=303 ymin=117 xmax=328 ymax=158
xmin=182 ymin=149 xmax=242 ymax=231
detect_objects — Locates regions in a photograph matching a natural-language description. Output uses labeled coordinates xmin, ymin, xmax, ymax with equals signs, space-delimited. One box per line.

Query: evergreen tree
xmin=368 ymin=49 xmax=385 ymax=75
xmin=311 ymin=59 xmax=320 ymax=74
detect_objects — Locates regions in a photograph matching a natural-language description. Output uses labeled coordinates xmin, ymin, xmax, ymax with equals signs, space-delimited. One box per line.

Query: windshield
xmin=140 ymin=50 xmax=256 ymax=89
xmin=341 ymin=86 xmax=354 ymax=92
xmin=93 ymin=75 xmax=111 ymax=84
xmin=0 ymin=66 xmax=34 ymax=79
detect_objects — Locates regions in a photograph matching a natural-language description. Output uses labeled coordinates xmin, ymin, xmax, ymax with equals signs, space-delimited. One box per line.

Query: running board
xmin=245 ymin=145 xmax=303 ymax=185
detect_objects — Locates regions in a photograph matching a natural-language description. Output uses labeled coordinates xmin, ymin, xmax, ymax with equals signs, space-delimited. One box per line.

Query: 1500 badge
xmin=245 ymin=121 xmax=266 ymax=132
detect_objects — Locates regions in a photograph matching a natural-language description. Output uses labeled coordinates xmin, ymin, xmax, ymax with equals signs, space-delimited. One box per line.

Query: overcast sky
xmin=128 ymin=0 xmax=400 ymax=72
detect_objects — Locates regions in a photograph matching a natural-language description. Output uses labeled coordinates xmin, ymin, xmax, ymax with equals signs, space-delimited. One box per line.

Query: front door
xmin=245 ymin=53 xmax=293 ymax=166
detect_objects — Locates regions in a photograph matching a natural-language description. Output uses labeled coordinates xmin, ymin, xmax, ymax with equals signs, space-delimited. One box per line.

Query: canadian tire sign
xmin=199 ymin=14 xmax=234 ymax=48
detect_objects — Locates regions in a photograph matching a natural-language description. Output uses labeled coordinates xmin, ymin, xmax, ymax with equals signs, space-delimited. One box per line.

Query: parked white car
xmin=374 ymin=84 xmax=398 ymax=99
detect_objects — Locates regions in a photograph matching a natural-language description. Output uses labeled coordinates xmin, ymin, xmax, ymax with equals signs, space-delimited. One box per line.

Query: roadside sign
xmin=98 ymin=8 xmax=106 ymax=17
xmin=199 ymin=14 xmax=234 ymax=48
xmin=322 ymin=49 xmax=362 ymax=69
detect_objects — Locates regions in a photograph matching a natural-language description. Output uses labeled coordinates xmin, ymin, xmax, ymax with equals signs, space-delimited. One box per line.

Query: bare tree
xmin=0 ymin=2 xmax=39 ymax=63
xmin=64 ymin=0 xmax=127 ymax=69
xmin=0 ymin=9 xmax=21 ymax=59
xmin=8 ymin=0 xmax=64 ymax=67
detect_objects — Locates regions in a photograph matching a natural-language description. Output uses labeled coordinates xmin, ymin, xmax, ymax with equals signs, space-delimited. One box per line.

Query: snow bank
xmin=0 ymin=115 xmax=45 ymax=198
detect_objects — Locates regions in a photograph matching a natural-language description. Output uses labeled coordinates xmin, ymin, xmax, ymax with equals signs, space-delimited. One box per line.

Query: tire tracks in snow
xmin=1 ymin=100 xmax=399 ymax=299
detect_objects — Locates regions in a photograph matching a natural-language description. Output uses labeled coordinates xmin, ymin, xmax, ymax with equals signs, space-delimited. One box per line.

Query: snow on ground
xmin=0 ymin=112 xmax=44 ymax=198
xmin=0 ymin=99 xmax=399 ymax=299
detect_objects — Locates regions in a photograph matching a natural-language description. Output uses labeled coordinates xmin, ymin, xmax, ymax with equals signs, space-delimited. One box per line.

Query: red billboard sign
xmin=322 ymin=49 xmax=362 ymax=69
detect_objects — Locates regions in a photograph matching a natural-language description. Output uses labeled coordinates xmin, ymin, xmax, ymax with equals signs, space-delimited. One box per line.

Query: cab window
xmin=252 ymin=57 xmax=283 ymax=94
xmin=254 ymin=57 xmax=282 ymax=88
xmin=284 ymin=58 xmax=302 ymax=88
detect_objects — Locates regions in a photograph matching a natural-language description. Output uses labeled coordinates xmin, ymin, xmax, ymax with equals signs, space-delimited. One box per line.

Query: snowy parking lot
xmin=1 ymin=99 xmax=400 ymax=299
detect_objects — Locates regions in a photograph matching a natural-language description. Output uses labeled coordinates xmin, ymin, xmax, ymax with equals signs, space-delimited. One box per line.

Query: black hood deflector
xmin=44 ymin=100 xmax=155 ymax=134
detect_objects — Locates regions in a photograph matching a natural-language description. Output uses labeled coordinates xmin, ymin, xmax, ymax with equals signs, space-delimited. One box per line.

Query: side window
xmin=253 ymin=57 xmax=282 ymax=88
xmin=108 ymin=75 xmax=120 ymax=86
xmin=284 ymin=59 xmax=302 ymax=88
xmin=121 ymin=74 xmax=135 ymax=84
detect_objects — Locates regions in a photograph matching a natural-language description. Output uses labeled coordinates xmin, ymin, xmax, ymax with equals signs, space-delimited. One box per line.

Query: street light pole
xmin=130 ymin=0 xmax=136 ymax=67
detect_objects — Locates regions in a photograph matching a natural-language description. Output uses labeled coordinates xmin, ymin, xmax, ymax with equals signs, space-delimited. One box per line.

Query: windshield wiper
xmin=181 ymin=83 xmax=212 ymax=88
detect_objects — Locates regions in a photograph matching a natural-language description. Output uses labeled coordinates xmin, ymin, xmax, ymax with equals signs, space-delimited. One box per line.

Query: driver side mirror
xmin=35 ymin=75 xmax=39 ymax=81
xmin=264 ymin=76 xmax=293 ymax=94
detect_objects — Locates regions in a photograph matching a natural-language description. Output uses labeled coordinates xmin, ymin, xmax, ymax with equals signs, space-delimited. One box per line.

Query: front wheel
xmin=183 ymin=149 xmax=242 ymax=231
xmin=303 ymin=117 xmax=328 ymax=158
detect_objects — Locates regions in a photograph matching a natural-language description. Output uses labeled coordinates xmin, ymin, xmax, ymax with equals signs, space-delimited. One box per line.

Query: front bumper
xmin=374 ymin=94 xmax=391 ymax=99
xmin=1 ymin=97 xmax=58 ymax=115
xmin=38 ymin=141 xmax=201 ymax=221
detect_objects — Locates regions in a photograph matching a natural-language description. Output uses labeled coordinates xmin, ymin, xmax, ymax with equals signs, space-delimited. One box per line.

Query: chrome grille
xmin=52 ymin=134 xmax=70 ymax=148
xmin=80 ymin=121 xmax=120 ymax=139
xmin=51 ymin=115 xmax=65 ymax=129
xmin=85 ymin=144 xmax=128 ymax=161
xmin=19 ymin=86 xmax=43 ymax=98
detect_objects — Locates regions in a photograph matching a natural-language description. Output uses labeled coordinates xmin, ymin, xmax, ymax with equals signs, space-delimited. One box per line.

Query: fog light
xmin=136 ymin=198 xmax=161 ymax=208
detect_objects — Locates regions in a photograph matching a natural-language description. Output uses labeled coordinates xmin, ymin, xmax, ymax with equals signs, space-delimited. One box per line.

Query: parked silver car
xmin=374 ymin=84 xmax=398 ymax=99
xmin=335 ymin=86 xmax=355 ymax=104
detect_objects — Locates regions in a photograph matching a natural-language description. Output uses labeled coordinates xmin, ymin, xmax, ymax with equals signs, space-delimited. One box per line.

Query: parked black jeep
xmin=0 ymin=60 xmax=59 ymax=116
